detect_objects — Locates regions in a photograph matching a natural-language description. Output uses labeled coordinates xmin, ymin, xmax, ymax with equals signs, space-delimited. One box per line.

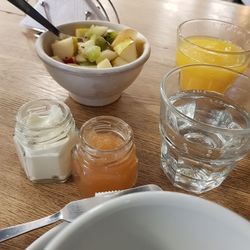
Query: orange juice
xmin=72 ymin=130 xmax=138 ymax=198
xmin=176 ymin=36 xmax=248 ymax=92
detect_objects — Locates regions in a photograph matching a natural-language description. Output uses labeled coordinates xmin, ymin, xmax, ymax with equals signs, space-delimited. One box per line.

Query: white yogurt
xmin=13 ymin=99 xmax=78 ymax=183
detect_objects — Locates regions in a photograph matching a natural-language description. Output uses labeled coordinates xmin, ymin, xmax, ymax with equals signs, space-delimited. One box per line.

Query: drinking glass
xmin=160 ymin=64 xmax=250 ymax=193
xmin=176 ymin=19 xmax=250 ymax=93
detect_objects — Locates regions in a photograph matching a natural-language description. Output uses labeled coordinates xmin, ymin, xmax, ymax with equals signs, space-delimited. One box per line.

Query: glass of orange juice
xmin=176 ymin=19 xmax=250 ymax=93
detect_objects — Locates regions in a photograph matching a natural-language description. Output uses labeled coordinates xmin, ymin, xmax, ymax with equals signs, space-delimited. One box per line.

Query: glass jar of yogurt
xmin=72 ymin=116 xmax=138 ymax=197
xmin=13 ymin=99 xmax=78 ymax=183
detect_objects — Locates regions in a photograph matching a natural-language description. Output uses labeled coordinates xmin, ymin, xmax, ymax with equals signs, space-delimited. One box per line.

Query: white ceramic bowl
xmin=45 ymin=191 xmax=250 ymax=250
xmin=35 ymin=21 xmax=150 ymax=106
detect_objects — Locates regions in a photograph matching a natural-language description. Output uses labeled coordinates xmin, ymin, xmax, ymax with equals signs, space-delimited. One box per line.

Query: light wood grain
xmin=0 ymin=0 xmax=250 ymax=249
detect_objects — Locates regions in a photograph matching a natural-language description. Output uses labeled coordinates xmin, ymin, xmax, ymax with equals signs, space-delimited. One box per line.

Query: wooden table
xmin=0 ymin=0 xmax=249 ymax=248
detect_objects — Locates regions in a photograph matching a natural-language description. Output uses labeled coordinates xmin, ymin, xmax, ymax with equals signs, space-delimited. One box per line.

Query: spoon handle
xmin=7 ymin=0 xmax=60 ymax=36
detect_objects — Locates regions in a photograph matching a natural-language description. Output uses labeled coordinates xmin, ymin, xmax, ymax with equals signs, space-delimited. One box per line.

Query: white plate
xmin=45 ymin=191 xmax=250 ymax=250
xmin=26 ymin=222 xmax=68 ymax=250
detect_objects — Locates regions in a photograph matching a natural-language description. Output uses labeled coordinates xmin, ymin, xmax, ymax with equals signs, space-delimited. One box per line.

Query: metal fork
xmin=0 ymin=184 xmax=162 ymax=242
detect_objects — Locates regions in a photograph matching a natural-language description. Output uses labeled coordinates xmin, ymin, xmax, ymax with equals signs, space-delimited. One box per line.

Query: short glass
xmin=160 ymin=64 xmax=250 ymax=193
xmin=176 ymin=19 xmax=250 ymax=93
xmin=72 ymin=116 xmax=138 ymax=197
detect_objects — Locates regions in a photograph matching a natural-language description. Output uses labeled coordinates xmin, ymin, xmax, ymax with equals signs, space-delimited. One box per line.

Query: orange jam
xmin=87 ymin=131 xmax=124 ymax=150
xmin=72 ymin=116 xmax=138 ymax=197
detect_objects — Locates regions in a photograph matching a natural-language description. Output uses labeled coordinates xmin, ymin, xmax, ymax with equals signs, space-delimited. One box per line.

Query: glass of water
xmin=160 ymin=64 xmax=250 ymax=193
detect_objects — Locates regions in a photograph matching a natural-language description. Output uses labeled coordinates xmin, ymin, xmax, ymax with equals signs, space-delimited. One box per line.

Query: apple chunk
xmin=97 ymin=58 xmax=112 ymax=68
xmin=113 ymin=38 xmax=138 ymax=63
xmin=112 ymin=28 xmax=137 ymax=47
xmin=111 ymin=57 xmax=128 ymax=67
xmin=112 ymin=28 xmax=144 ymax=56
xmin=51 ymin=37 xmax=77 ymax=60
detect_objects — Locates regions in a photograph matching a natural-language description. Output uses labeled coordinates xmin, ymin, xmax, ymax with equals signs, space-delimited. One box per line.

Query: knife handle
xmin=0 ymin=212 xmax=61 ymax=242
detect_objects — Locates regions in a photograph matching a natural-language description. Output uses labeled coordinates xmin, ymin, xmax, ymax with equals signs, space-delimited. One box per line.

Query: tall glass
xmin=176 ymin=19 xmax=250 ymax=93
xmin=160 ymin=64 xmax=250 ymax=193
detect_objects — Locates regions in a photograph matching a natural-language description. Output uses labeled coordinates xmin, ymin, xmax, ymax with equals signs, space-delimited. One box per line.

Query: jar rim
xmin=79 ymin=116 xmax=134 ymax=154
xmin=16 ymin=99 xmax=71 ymax=131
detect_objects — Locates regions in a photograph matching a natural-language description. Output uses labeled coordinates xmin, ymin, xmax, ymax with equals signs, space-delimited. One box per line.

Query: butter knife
xmin=0 ymin=184 xmax=162 ymax=242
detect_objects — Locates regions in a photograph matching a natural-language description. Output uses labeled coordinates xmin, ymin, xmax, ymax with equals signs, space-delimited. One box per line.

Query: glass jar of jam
xmin=72 ymin=116 xmax=138 ymax=197
xmin=13 ymin=99 xmax=78 ymax=183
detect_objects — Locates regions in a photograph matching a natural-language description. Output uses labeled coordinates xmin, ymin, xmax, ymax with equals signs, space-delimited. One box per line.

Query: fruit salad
xmin=51 ymin=25 xmax=144 ymax=68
